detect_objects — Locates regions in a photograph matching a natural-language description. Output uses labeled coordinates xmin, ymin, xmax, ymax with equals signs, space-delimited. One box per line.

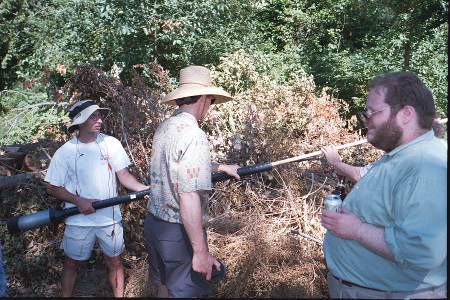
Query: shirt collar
xmin=385 ymin=130 xmax=434 ymax=157
xmin=172 ymin=108 xmax=199 ymax=126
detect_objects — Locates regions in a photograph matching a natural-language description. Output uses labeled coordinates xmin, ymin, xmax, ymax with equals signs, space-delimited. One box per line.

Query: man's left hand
xmin=218 ymin=164 xmax=241 ymax=180
xmin=321 ymin=207 xmax=363 ymax=240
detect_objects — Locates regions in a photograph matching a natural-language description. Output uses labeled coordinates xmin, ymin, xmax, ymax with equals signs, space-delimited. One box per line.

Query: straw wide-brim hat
xmin=67 ymin=99 xmax=110 ymax=133
xmin=162 ymin=65 xmax=232 ymax=105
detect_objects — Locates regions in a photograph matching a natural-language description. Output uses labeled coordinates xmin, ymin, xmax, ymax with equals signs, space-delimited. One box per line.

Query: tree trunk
xmin=0 ymin=172 xmax=42 ymax=189
xmin=403 ymin=40 xmax=411 ymax=71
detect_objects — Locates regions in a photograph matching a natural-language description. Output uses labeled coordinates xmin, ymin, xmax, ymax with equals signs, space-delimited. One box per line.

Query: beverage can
xmin=323 ymin=194 xmax=342 ymax=212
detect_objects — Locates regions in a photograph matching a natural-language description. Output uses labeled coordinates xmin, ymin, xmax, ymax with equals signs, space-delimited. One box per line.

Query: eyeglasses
xmin=357 ymin=106 xmax=390 ymax=121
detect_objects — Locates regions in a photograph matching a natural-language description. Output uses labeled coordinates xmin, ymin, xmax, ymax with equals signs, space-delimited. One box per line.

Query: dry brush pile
xmin=0 ymin=51 xmax=381 ymax=297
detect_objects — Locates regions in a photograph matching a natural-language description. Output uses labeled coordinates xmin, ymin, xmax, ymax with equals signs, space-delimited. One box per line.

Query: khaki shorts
xmin=61 ymin=223 xmax=124 ymax=261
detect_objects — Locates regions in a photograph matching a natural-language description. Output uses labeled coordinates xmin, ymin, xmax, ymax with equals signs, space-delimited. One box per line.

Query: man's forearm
xmin=116 ymin=169 xmax=149 ymax=191
xmin=355 ymin=222 xmax=395 ymax=261
xmin=46 ymin=185 xmax=81 ymax=206
xmin=47 ymin=184 xmax=97 ymax=214
xmin=179 ymin=192 xmax=208 ymax=253
xmin=333 ymin=161 xmax=361 ymax=182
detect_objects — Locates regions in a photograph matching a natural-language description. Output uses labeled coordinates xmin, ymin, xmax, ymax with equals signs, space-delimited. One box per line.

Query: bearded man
xmin=321 ymin=71 xmax=447 ymax=299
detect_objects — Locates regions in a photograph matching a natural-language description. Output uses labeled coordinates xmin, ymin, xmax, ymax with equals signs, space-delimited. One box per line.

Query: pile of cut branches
xmin=0 ymin=55 xmax=381 ymax=297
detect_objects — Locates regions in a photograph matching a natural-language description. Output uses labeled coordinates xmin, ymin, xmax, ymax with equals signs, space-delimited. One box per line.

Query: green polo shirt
xmin=324 ymin=130 xmax=447 ymax=291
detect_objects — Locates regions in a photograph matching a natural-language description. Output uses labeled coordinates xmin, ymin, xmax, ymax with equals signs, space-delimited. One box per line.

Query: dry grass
xmin=205 ymin=166 xmax=332 ymax=298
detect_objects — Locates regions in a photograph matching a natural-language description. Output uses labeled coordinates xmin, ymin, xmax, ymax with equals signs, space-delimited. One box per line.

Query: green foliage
xmin=290 ymin=0 xmax=448 ymax=116
xmin=211 ymin=49 xmax=312 ymax=96
xmin=0 ymin=84 xmax=68 ymax=145
xmin=0 ymin=0 xmax=261 ymax=87
xmin=208 ymin=49 xmax=354 ymax=166
xmin=255 ymin=0 xmax=305 ymax=52
xmin=0 ymin=0 xmax=447 ymax=146
xmin=411 ymin=23 xmax=448 ymax=116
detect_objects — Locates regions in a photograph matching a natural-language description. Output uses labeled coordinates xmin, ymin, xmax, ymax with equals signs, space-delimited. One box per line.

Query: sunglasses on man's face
xmin=211 ymin=98 xmax=216 ymax=105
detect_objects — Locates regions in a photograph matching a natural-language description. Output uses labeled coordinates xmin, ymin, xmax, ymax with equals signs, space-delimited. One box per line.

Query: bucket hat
xmin=162 ymin=65 xmax=232 ymax=105
xmin=67 ymin=99 xmax=110 ymax=133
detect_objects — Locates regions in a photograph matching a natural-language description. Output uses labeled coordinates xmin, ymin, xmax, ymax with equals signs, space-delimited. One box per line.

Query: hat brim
xmin=161 ymin=84 xmax=232 ymax=105
xmin=67 ymin=105 xmax=110 ymax=133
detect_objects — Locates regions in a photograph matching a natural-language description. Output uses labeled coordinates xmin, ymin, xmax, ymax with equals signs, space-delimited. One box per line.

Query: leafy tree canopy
xmin=0 ymin=0 xmax=447 ymax=144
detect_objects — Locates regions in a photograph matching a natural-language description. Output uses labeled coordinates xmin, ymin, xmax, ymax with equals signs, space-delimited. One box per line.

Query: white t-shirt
xmin=45 ymin=133 xmax=131 ymax=226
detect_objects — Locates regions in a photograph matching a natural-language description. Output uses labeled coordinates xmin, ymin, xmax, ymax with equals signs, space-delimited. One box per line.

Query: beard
xmin=367 ymin=116 xmax=403 ymax=152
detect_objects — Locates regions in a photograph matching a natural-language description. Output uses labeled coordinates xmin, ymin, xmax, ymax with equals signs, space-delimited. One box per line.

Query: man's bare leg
xmin=104 ymin=255 xmax=124 ymax=297
xmin=61 ymin=257 xmax=80 ymax=297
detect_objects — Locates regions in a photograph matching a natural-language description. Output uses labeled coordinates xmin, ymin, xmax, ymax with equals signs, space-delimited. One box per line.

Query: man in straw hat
xmin=144 ymin=66 xmax=241 ymax=297
xmin=45 ymin=99 xmax=149 ymax=297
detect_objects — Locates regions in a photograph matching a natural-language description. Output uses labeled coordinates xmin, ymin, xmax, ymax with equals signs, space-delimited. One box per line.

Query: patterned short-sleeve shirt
xmin=148 ymin=109 xmax=212 ymax=224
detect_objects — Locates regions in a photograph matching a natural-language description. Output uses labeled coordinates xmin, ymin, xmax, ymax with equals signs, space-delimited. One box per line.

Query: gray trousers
xmin=143 ymin=213 xmax=211 ymax=298
xmin=327 ymin=272 xmax=447 ymax=299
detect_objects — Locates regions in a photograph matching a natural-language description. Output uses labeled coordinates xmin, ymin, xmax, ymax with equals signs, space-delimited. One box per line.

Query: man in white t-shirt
xmin=45 ymin=100 xmax=149 ymax=297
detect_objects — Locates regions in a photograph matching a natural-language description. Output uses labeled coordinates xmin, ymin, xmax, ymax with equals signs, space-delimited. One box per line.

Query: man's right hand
xmin=321 ymin=145 xmax=342 ymax=167
xmin=192 ymin=250 xmax=221 ymax=281
xmin=74 ymin=196 xmax=96 ymax=215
